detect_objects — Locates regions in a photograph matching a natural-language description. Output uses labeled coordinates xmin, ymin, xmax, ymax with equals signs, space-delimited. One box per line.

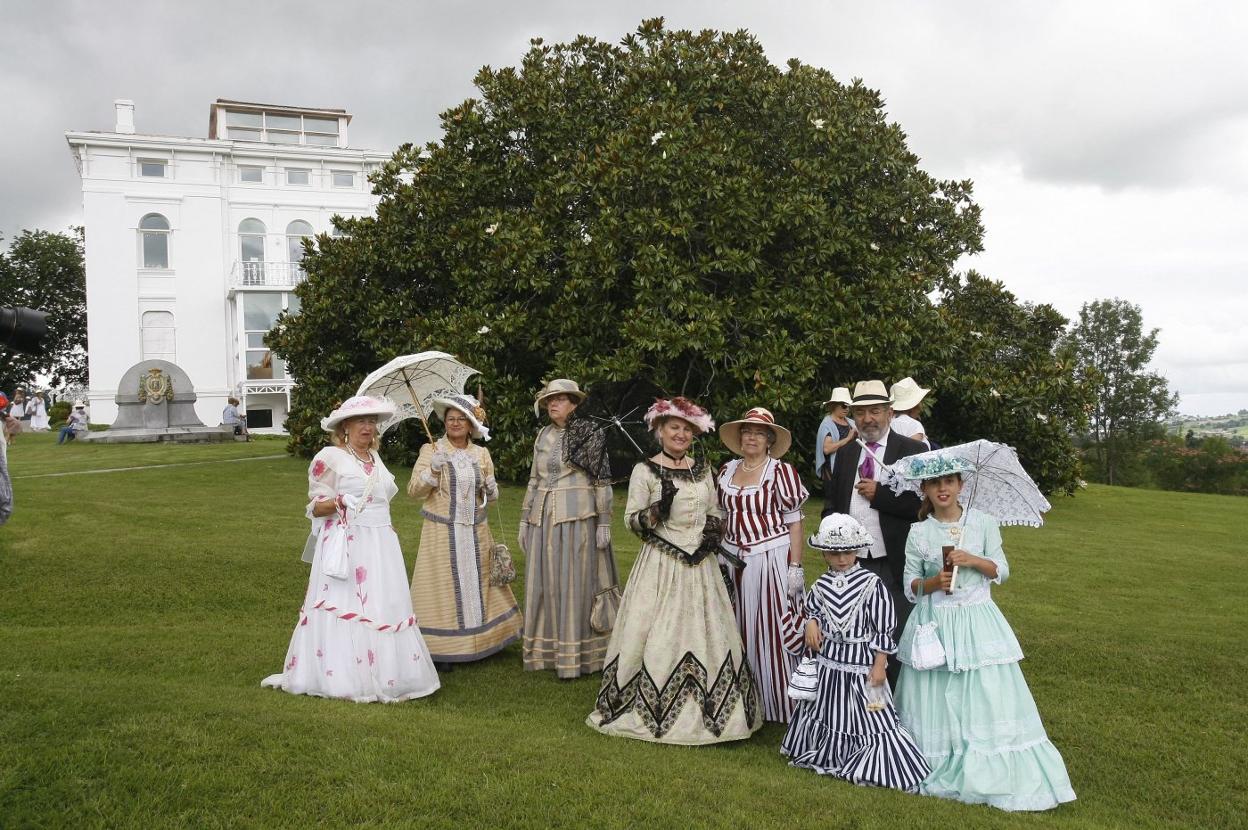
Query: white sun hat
xmin=320 ymin=395 xmax=397 ymax=432
xmin=890 ymin=377 xmax=930 ymax=412
xmin=432 ymin=392 xmax=491 ymax=441
xmin=808 ymin=513 xmax=874 ymax=552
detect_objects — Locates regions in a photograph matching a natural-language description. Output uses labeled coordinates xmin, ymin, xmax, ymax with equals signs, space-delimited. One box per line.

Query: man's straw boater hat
xmin=719 ymin=407 xmax=793 ymax=458
xmin=533 ymin=378 xmax=587 ymax=417
xmin=850 ymin=379 xmax=893 ymax=406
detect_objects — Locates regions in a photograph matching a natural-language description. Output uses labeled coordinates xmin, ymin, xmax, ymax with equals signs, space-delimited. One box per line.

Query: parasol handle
xmin=854 ymin=437 xmax=888 ymax=470
xmin=403 ymin=377 xmax=435 ymax=443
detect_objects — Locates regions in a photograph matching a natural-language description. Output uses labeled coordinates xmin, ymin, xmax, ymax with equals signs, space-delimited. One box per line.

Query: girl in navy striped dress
xmin=780 ymin=514 xmax=930 ymax=790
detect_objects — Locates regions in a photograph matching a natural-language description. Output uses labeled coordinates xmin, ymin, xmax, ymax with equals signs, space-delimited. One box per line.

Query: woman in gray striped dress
xmin=780 ymin=513 xmax=930 ymax=791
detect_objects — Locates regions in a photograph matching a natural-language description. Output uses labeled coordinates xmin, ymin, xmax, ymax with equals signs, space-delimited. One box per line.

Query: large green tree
xmin=1061 ymin=298 xmax=1178 ymax=484
xmin=0 ymin=228 xmax=87 ymax=393
xmin=272 ymin=20 xmax=1084 ymax=492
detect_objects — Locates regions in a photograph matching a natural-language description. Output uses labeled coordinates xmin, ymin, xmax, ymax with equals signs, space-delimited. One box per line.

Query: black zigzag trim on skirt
xmin=594 ymin=650 xmax=760 ymax=738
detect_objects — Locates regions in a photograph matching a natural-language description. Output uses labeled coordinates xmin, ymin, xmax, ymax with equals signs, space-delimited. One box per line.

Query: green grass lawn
xmin=1 ymin=432 xmax=1244 ymax=829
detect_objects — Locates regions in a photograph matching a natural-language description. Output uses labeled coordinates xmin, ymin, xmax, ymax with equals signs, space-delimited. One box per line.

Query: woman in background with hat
xmin=815 ymin=387 xmax=858 ymax=502
xmin=889 ymin=377 xmax=931 ymax=449
xmin=717 ymin=407 xmax=809 ymax=723
xmin=408 ymin=393 xmax=522 ymax=666
xmin=262 ymin=395 xmax=440 ymax=703
xmin=519 ymin=379 xmax=618 ymax=679
xmin=588 ymin=397 xmax=761 ymax=744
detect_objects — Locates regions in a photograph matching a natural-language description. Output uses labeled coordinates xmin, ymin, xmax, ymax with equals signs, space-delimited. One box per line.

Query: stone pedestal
xmin=82 ymin=360 xmax=234 ymax=444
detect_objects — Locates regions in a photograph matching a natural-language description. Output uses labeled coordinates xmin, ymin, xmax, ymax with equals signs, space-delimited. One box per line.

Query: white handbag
xmin=908 ymin=621 xmax=947 ymax=670
xmin=787 ymin=656 xmax=819 ymax=701
xmin=320 ymin=521 xmax=350 ymax=580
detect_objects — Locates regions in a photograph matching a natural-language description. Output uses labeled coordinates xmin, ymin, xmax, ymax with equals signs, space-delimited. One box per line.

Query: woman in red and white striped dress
xmin=717 ymin=408 xmax=809 ymax=722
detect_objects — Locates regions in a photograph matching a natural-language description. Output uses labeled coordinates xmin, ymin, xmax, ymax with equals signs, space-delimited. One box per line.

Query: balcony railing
xmin=230 ymin=260 xmax=306 ymax=288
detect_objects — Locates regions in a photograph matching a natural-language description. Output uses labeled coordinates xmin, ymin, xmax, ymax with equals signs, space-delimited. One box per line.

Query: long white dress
xmin=28 ymin=397 xmax=49 ymax=431
xmin=262 ymin=447 xmax=440 ymax=703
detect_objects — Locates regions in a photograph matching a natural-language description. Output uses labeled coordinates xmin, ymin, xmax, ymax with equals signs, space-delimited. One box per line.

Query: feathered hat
xmin=643 ymin=396 xmax=715 ymax=435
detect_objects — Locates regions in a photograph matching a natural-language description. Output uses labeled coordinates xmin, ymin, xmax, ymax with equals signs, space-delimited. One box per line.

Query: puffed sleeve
xmin=703 ymin=471 xmax=723 ymax=522
xmin=981 ymin=513 xmax=1010 ymax=584
xmin=625 ymin=464 xmax=658 ymax=535
xmin=775 ymin=461 xmax=809 ymax=525
xmin=867 ymin=577 xmax=898 ymax=655
xmin=306 ymin=448 xmax=340 ymax=519
xmin=407 ymin=443 xmax=438 ymax=500
xmin=519 ymin=431 xmax=540 ymax=523
xmin=902 ymin=524 xmax=927 ymax=604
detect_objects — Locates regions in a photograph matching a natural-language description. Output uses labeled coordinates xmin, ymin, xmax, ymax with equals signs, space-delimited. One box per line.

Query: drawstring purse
xmin=487 ymin=485 xmax=517 ymax=587
xmin=787 ymin=656 xmax=819 ymax=701
xmin=908 ymin=621 xmax=946 ymax=670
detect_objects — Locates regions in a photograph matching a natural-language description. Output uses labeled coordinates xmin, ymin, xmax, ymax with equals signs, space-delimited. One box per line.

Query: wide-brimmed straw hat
xmin=890 ymin=377 xmax=930 ymax=412
xmin=850 ymin=380 xmax=893 ymax=407
xmin=719 ymin=407 xmax=792 ymax=457
xmin=321 ymin=395 xmax=396 ymax=432
xmin=533 ymin=378 xmax=587 ymax=417
xmin=432 ymin=392 xmax=490 ymax=441
xmin=897 ymin=452 xmax=975 ymax=482
xmin=643 ymin=397 xmax=715 ymax=435
xmin=808 ymin=514 xmax=873 ymax=552
xmin=820 ymin=387 xmax=852 ymax=408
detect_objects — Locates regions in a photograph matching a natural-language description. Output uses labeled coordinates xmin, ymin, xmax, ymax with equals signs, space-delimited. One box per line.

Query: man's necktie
xmin=858 ymin=441 xmax=881 ymax=480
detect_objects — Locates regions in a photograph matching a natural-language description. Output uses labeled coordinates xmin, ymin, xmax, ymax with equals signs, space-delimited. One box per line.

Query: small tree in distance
xmin=1062 ymin=298 xmax=1178 ymax=485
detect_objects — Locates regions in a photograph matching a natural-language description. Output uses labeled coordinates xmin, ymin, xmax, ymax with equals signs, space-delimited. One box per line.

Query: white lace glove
xmin=596 ymin=525 xmax=611 ymax=550
xmin=429 ymin=450 xmax=452 ymax=472
xmin=340 ymin=493 xmax=364 ymax=513
xmin=787 ymin=563 xmax=805 ymax=597
xmin=518 ymin=521 xmax=529 ymax=550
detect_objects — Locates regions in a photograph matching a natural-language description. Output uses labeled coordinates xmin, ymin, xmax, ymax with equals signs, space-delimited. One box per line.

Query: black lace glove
xmin=656 ymin=476 xmax=678 ymax=520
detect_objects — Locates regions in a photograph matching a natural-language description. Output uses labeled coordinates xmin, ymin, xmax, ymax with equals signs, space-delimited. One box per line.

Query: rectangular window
xmin=230 ymin=129 xmax=262 ymax=142
xmin=139 ymin=160 xmax=166 ymax=178
xmin=142 ymin=233 xmax=169 ymax=269
xmin=269 ymin=131 xmax=300 ymax=145
xmin=226 ymin=111 xmax=263 ymax=128
xmin=286 ymin=169 xmax=310 ymax=186
xmin=245 ymin=408 xmax=274 ymax=429
xmin=304 ymin=117 xmax=339 ymax=135
xmin=238 ymin=165 xmax=263 ymax=183
xmin=267 ymin=114 xmax=302 ymax=131
xmin=305 ymin=133 xmax=338 ymax=146
xmin=331 ymin=171 xmax=355 ymax=188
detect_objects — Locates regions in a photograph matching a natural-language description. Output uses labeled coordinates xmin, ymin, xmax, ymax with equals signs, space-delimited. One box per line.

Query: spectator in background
xmin=889 ymin=377 xmax=931 ymax=449
xmin=0 ymin=412 xmax=15 ymax=524
xmin=58 ymin=402 xmax=88 ymax=444
xmin=815 ymin=387 xmax=858 ymax=505
xmin=223 ymin=397 xmax=249 ymax=439
xmin=28 ymin=391 xmax=50 ymax=431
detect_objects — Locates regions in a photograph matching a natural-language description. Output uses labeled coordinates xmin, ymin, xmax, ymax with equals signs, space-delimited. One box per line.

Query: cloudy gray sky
xmin=2 ymin=0 xmax=1244 ymax=415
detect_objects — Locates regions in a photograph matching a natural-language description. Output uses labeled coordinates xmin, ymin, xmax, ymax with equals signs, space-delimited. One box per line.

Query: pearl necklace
xmin=346 ymin=445 xmax=374 ymax=468
xmin=739 ymin=456 xmax=768 ymax=473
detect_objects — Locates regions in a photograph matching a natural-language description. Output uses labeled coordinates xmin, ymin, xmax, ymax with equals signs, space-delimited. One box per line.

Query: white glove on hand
xmin=340 ymin=493 xmax=364 ymax=513
xmin=482 ymin=476 xmax=499 ymax=500
xmin=596 ymin=525 xmax=611 ymax=550
xmin=518 ymin=521 xmax=529 ymax=551
xmin=429 ymin=450 xmax=452 ymax=471
xmin=786 ymin=563 xmax=805 ymax=597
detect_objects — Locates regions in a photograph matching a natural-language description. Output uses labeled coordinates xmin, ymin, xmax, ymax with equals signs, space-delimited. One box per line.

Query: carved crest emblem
xmin=138 ymin=367 xmax=174 ymax=404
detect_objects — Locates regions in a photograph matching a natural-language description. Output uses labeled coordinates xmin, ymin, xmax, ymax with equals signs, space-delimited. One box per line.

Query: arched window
xmin=285 ymin=220 xmax=313 ymax=277
xmin=139 ymin=213 xmax=170 ymax=269
xmin=141 ymin=310 xmax=175 ymax=362
xmin=239 ymin=218 xmax=266 ymax=284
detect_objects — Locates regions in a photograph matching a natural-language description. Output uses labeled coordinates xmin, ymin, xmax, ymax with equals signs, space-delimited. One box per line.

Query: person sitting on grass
xmin=780 ymin=513 xmax=931 ymax=791
xmin=57 ymin=402 xmax=88 ymax=444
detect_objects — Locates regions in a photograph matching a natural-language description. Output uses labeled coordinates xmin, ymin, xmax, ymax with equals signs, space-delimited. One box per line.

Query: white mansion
xmin=66 ymin=99 xmax=389 ymax=431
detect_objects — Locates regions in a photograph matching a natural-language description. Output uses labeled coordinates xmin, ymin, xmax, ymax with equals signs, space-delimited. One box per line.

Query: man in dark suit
xmin=822 ymin=379 xmax=926 ymax=687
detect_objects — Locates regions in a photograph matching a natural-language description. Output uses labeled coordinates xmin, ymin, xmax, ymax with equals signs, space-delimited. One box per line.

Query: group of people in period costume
xmin=261 ymin=374 xmax=1074 ymax=813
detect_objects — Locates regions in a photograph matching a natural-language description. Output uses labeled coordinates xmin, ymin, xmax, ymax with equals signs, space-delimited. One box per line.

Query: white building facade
xmin=66 ymin=99 xmax=388 ymax=431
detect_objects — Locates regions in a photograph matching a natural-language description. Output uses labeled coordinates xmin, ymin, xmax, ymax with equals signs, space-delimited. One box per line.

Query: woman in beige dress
xmin=588 ymin=397 xmax=762 ymax=745
xmin=408 ymin=393 xmax=522 ymax=666
xmin=520 ymin=379 xmax=618 ymax=678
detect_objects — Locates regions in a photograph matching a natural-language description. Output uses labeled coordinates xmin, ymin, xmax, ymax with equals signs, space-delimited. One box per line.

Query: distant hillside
xmin=1167 ymin=411 xmax=1248 ymax=445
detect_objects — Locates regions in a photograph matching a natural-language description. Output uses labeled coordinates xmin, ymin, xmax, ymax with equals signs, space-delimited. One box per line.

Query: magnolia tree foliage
xmin=271 ymin=20 xmax=1085 ymax=493
xmin=0 ymin=228 xmax=87 ymax=392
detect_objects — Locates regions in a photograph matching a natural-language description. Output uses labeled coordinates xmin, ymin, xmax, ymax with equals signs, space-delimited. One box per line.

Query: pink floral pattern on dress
xmin=312 ymin=459 xmax=327 ymax=478
xmin=355 ymin=566 xmax=367 ymax=584
xmin=367 ymin=649 xmax=376 ymax=666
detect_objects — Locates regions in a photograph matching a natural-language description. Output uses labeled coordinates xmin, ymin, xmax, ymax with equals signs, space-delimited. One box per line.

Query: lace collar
xmin=644 ymin=456 xmax=708 ymax=481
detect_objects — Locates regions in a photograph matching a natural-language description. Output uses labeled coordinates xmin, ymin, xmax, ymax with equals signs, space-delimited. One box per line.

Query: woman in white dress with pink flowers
xmin=262 ymin=396 xmax=440 ymax=703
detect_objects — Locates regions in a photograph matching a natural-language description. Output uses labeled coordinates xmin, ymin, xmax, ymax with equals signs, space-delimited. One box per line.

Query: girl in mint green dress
xmin=893 ymin=461 xmax=1075 ymax=812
